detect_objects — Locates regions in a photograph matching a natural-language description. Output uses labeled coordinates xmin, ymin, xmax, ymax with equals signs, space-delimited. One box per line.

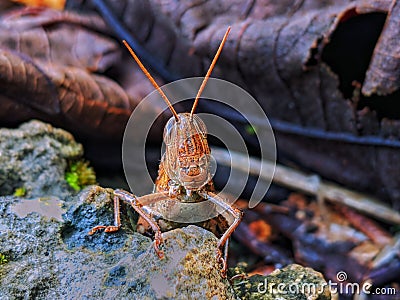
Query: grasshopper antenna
xmin=190 ymin=26 xmax=231 ymax=118
xmin=123 ymin=40 xmax=180 ymax=122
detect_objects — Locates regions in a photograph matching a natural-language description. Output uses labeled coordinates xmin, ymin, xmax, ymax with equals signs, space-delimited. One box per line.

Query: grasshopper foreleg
xmin=198 ymin=191 xmax=243 ymax=277
xmin=89 ymin=189 xmax=171 ymax=259
xmin=88 ymin=194 xmax=121 ymax=234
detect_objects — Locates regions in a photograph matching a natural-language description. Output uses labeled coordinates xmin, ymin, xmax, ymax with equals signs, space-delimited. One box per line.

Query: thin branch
xmin=211 ymin=147 xmax=400 ymax=224
xmin=92 ymin=0 xmax=178 ymax=81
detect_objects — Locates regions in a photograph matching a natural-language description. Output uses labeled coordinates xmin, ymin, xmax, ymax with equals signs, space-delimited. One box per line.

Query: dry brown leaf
xmin=0 ymin=8 xmax=118 ymax=71
xmin=0 ymin=7 xmax=136 ymax=138
xmin=0 ymin=47 xmax=59 ymax=114
xmin=362 ymin=0 xmax=400 ymax=95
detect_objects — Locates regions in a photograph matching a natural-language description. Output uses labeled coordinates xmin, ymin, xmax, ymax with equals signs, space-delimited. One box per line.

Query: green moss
xmin=0 ymin=253 xmax=8 ymax=265
xmin=65 ymin=160 xmax=96 ymax=192
xmin=13 ymin=186 xmax=26 ymax=197
xmin=228 ymin=261 xmax=248 ymax=278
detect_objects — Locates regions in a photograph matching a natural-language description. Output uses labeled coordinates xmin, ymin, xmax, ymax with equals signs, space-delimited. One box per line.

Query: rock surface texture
xmin=0 ymin=188 xmax=237 ymax=299
xmin=0 ymin=120 xmax=82 ymax=198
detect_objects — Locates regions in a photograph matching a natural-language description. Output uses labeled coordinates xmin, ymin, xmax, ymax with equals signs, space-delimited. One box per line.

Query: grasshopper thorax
xmin=163 ymin=113 xmax=212 ymax=192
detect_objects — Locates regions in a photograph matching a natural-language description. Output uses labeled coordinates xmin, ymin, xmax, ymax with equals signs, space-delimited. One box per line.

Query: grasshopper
xmin=89 ymin=27 xmax=242 ymax=276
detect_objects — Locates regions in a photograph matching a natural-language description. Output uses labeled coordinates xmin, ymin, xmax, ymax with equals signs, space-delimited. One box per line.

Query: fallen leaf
xmin=0 ymin=47 xmax=59 ymax=114
xmin=0 ymin=7 xmax=135 ymax=138
xmin=0 ymin=7 xmax=118 ymax=72
xmin=362 ymin=0 xmax=400 ymax=96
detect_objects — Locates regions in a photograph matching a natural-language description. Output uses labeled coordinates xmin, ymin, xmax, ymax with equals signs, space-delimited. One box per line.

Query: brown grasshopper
xmin=88 ymin=27 xmax=242 ymax=276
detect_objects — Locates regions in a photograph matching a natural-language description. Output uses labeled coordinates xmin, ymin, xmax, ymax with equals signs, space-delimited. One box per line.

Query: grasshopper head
xmin=163 ymin=113 xmax=211 ymax=191
xmin=123 ymin=27 xmax=230 ymax=192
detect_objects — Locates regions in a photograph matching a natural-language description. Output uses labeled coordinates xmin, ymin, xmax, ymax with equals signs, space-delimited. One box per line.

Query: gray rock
xmin=0 ymin=186 xmax=237 ymax=299
xmin=0 ymin=120 xmax=82 ymax=198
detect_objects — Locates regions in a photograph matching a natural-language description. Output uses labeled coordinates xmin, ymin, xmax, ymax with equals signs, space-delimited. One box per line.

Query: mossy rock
xmin=232 ymin=264 xmax=331 ymax=300
xmin=0 ymin=120 xmax=83 ymax=198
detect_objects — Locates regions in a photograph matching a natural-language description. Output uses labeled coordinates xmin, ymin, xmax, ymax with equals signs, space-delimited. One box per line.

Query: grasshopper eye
xmin=163 ymin=116 xmax=178 ymax=145
xmin=191 ymin=114 xmax=207 ymax=138
xmin=199 ymin=155 xmax=208 ymax=167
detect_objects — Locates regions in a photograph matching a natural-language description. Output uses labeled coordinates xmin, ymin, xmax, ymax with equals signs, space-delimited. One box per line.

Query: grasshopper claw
xmin=216 ymin=249 xmax=228 ymax=278
xmin=154 ymin=231 xmax=164 ymax=259
xmin=88 ymin=225 xmax=106 ymax=235
xmin=88 ymin=225 xmax=120 ymax=235
xmin=104 ymin=226 xmax=120 ymax=233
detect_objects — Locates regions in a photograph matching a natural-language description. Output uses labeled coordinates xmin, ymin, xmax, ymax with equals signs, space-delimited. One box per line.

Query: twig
xmin=92 ymin=0 xmax=179 ymax=81
xmin=335 ymin=205 xmax=392 ymax=246
xmin=200 ymin=103 xmax=400 ymax=148
xmin=365 ymin=259 xmax=400 ymax=286
xmin=212 ymin=147 xmax=400 ymax=224
xmin=371 ymin=233 xmax=400 ymax=269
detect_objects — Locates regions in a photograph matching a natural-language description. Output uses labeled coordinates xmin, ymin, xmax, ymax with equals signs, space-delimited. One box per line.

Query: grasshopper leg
xmin=98 ymin=189 xmax=172 ymax=259
xmin=199 ymin=191 xmax=243 ymax=277
xmin=216 ymin=239 xmax=230 ymax=277
xmin=88 ymin=194 xmax=121 ymax=235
